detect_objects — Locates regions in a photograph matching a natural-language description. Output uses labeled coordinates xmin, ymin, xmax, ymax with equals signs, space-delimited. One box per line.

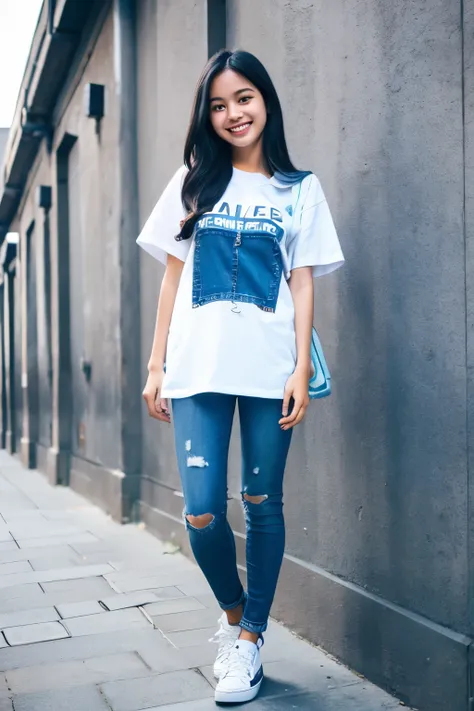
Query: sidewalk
xmin=0 ymin=452 xmax=407 ymax=711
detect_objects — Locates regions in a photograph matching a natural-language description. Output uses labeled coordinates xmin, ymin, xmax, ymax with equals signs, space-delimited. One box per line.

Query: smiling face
xmin=209 ymin=69 xmax=267 ymax=152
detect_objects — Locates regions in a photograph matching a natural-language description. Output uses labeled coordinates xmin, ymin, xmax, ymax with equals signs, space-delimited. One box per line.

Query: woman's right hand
xmin=142 ymin=369 xmax=170 ymax=423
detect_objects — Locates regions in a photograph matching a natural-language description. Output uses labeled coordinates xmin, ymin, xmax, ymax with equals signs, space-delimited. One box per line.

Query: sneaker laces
xmin=223 ymin=643 xmax=255 ymax=681
xmin=209 ymin=620 xmax=240 ymax=657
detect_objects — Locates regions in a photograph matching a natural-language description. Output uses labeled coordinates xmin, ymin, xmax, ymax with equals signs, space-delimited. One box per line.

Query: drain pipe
xmin=47 ymin=0 xmax=56 ymax=35
xmin=113 ymin=0 xmax=142 ymax=522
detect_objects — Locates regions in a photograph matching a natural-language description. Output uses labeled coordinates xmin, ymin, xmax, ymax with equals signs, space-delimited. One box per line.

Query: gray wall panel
xmin=57 ymin=10 xmax=121 ymax=470
xmin=137 ymin=0 xmax=208 ymax=492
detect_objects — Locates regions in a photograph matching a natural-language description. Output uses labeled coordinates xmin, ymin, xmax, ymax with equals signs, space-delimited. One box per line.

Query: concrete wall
xmin=51 ymin=5 xmax=124 ymax=506
xmin=53 ymin=8 xmax=121 ymax=472
xmin=10 ymin=5 xmax=124 ymax=508
xmin=136 ymin=0 xmax=209 ymax=511
xmin=16 ymin=146 xmax=53 ymax=466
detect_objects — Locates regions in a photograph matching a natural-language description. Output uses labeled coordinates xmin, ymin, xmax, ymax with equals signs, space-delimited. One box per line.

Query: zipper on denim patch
xmin=230 ymin=231 xmax=241 ymax=311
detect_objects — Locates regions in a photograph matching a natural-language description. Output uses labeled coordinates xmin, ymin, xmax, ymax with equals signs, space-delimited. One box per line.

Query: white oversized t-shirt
xmin=137 ymin=166 xmax=344 ymax=399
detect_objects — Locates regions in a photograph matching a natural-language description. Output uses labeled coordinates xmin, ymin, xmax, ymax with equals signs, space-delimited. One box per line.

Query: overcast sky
xmin=0 ymin=0 xmax=44 ymax=128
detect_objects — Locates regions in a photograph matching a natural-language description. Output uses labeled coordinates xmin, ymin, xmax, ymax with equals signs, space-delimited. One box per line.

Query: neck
xmin=232 ymin=139 xmax=270 ymax=176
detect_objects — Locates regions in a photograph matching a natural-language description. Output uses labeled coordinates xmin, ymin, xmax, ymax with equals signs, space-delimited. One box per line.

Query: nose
xmin=228 ymin=102 xmax=244 ymax=123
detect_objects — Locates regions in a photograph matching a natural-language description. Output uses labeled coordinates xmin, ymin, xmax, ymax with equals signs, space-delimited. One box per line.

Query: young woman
xmin=138 ymin=49 xmax=344 ymax=704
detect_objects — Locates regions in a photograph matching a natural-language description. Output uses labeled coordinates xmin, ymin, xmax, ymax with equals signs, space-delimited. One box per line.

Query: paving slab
xmin=0 ymin=530 xmax=13 ymax=544
xmin=165 ymin=626 xmax=218 ymax=649
xmin=175 ymin=577 xmax=215 ymax=596
xmin=0 ymin=583 xmax=44 ymax=604
xmin=0 ymin=628 xmax=173 ymax=672
xmin=16 ymin=533 xmax=99 ymax=549
xmin=104 ymin=559 xmax=197 ymax=580
xmin=8 ymin=524 xmax=84 ymax=540
xmin=108 ymin=570 xmax=206 ymax=594
xmin=71 ymin=539 xmax=157 ymax=555
xmin=41 ymin=577 xmax=114 ymax=596
xmin=178 ymin=642 xmax=223 ymax=669
xmin=105 ymin=574 xmax=176 ymax=593
xmin=0 ymin=544 xmax=77 ymax=566
xmin=0 ymin=563 xmax=114 ymax=590
xmin=67 ymin=548 xmax=126 ymax=565
xmin=27 ymin=550 xmax=83 ymax=571
xmin=0 ymin=583 xmax=117 ymax=615
xmin=147 ymin=586 xmax=186 ymax=600
xmin=0 ymin=561 xmax=31 ymax=576
xmin=0 ymin=511 xmax=48 ymax=523
xmin=4 ymin=621 xmax=69 ymax=646
xmin=108 ymin=556 xmax=197 ymax=572
xmin=56 ymin=600 xmax=105 ymax=619
xmin=153 ymin=607 xmax=221 ymax=633
xmin=0 ymin=542 xmax=18 ymax=554
xmin=143 ymin=596 xmax=206 ymax=618
xmin=132 ymin=635 xmax=209 ymax=674
xmin=193 ymin=593 xmax=223 ymax=611
xmin=0 ymin=607 xmax=59 ymax=630
xmin=40 ymin=506 xmax=103 ymax=521
xmin=0 ymin=500 xmax=37 ymax=513
xmin=100 ymin=669 xmax=214 ymax=711
xmin=99 ymin=590 xmax=159 ymax=611
xmin=62 ymin=608 xmax=151 ymax=637
xmin=5 ymin=651 xmax=150 ymax=694
xmin=12 ymin=684 xmax=110 ymax=711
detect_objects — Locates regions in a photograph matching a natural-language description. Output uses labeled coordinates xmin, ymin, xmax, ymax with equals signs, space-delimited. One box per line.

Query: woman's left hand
xmin=279 ymin=367 xmax=311 ymax=430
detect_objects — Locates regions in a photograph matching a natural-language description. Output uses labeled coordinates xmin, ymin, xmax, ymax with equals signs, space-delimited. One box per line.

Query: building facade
xmin=0 ymin=1 xmax=471 ymax=709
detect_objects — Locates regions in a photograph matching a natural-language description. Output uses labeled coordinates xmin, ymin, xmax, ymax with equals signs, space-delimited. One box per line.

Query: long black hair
xmin=177 ymin=49 xmax=311 ymax=241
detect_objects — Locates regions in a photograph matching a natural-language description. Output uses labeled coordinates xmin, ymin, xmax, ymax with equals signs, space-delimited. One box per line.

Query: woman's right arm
xmin=142 ymin=254 xmax=184 ymax=422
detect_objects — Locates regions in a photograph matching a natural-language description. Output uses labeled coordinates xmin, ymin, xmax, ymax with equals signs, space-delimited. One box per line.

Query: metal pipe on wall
xmin=113 ymin=0 xmax=142 ymax=520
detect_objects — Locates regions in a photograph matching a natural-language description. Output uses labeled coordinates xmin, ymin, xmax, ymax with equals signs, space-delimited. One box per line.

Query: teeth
xmin=230 ymin=123 xmax=250 ymax=133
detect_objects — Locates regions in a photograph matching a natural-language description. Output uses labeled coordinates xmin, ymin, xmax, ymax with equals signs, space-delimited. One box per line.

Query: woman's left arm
xmin=279 ymin=266 xmax=314 ymax=430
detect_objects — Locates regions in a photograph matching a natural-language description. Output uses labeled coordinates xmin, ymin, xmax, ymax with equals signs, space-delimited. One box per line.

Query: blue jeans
xmin=172 ymin=393 xmax=292 ymax=634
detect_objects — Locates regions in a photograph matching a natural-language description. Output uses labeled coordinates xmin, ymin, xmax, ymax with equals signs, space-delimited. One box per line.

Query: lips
xmin=228 ymin=122 xmax=252 ymax=135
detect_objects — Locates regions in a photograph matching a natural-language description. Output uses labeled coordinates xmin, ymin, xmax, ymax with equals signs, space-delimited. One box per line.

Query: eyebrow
xmin=209 ymin=87 xmax=255 ymax=102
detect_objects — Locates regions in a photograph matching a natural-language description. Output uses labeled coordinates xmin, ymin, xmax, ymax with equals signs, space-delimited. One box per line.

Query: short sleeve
xmin=136 ymin=165 xmax=190 ymax=265
xmin=286 ymin=175 xmax=345 ymax=277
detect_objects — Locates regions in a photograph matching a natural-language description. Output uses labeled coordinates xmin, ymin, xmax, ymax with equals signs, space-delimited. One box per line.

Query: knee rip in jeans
xmin=185 ymin=512 xmax=215 ymax=530
xmin=243 ymin=493 xmax=269 ymax=505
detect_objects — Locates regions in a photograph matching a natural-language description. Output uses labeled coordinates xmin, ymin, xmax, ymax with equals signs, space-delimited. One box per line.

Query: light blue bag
xmin=308 ymin=326 xmax=331 ymax=399
xmin=291 ymin=181 xmax=332 ymax=399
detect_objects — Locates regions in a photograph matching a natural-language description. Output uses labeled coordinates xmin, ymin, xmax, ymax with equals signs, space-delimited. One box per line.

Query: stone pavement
xmin=0 ymin=452 xmax=409 ymax=710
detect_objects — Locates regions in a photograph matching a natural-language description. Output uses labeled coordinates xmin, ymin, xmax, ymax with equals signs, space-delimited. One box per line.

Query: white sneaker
xmin=209 ymin=613 xmax=241 ymax=679
xmin=214 ymin=638 xmax=264 ymax=704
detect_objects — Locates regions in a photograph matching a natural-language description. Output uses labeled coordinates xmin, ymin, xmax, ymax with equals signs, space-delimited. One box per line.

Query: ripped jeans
xmin=172 ymin=393 xmax=292 ymax=634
